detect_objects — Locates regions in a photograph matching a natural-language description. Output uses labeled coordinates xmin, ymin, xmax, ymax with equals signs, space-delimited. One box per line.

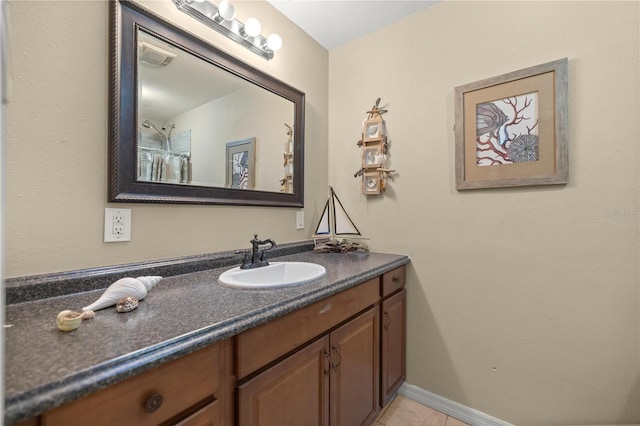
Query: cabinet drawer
xmin=42 ymin=343 xmax=220 ymax=426
xmin=236 ymin=278 xmax=379 ymax=379
xmin=381 ymin=266 xmax=406 ymax=298
xmin=173 ymin=399 xmax=219 ymax=426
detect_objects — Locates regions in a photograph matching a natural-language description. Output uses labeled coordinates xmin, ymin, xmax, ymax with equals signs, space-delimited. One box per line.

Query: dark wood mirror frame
xmin=109 ymin=0 xmax=305 ymax=206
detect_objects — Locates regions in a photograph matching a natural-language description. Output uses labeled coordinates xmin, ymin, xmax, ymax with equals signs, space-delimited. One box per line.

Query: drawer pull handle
xmin=319 ymin=303 xmax=332 ymax=315
xmin=384 ymin=312 xmax=392 ymax=330
xmin=331 ymin=345 xmax=342 ymax=371
xmin=144 ymin=393 xmax=164 ymax=413
xmin=392 ymin=276 xmax=400 ymax=284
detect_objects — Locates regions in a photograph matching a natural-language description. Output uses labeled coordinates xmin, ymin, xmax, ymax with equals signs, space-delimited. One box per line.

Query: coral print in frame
xmin=225 ymin=137 xmax=255 ymax=190
xmin=454 ymin=58 xmax=568 ymax=190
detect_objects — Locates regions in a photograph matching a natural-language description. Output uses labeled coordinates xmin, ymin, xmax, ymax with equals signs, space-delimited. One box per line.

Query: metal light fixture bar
xmin=172 ymin=0 xmax=274 ymax=60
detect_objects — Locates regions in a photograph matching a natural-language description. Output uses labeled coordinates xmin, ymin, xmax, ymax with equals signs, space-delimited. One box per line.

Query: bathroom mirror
xmin=110 ymin=0 xmax=305 ymax=206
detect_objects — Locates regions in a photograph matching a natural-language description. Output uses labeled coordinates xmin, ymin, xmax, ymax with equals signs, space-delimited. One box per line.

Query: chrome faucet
xmin=238 ymin=234 xmax=276 ymax=269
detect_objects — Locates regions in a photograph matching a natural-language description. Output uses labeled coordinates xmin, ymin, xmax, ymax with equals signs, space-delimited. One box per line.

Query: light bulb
xmin=243 ymin=18 xmax=261 ymax=37
xmin=266 ymin=34 xmax=282 ymax=51
xmin=218 ymin=0 xmax=236 ymax=21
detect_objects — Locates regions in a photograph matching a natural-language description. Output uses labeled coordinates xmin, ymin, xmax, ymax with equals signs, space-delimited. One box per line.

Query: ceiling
xmin=265 ymin=1 xmax=439 ymax=50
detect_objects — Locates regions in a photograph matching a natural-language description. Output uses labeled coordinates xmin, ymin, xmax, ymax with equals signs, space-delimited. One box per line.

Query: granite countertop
xmin=4 ymin=250 xmax=409 ymax=424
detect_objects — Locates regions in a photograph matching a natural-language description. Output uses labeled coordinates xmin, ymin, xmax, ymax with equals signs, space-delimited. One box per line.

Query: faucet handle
xmin=261 ymin=241 xmax=275 ymax=250
xmin=235 ymin=250 xmax=251 ymax=269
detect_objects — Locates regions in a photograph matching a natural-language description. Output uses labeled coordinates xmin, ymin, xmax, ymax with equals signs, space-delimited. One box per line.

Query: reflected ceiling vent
xmin=139 ymin=41 xmax=177 ymax=67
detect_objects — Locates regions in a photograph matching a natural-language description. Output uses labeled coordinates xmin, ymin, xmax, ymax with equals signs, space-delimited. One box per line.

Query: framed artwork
xmin=363 ymin=172 xmax=381 ymax=195
xmin=454 ymin=58 xmax=568 ymax=190
xmin=225 ymin=137 xmax=255 ymax=189
xmin=363 ymin=117 xmax=383 ymax=142
xmin=363 ymin=142 xmax=385 ymax=167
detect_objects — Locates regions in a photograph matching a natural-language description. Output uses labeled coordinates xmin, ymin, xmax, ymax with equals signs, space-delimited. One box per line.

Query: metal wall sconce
xmin=172 ymin=0 xmax=282 ymax=60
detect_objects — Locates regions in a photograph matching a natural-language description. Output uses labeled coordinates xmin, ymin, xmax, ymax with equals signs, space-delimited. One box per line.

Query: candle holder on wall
xmin=280 ymin=123 xmax=294 ymax=193
xmin=354 ymin=98 xmax=396 ymax=194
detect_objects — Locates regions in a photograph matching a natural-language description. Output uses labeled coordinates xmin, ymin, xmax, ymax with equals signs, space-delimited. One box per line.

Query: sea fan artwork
xmin=476 ymin=92 xmax=539 ymax=166
xmin=232 ymin=151 xmax=249 ymax=189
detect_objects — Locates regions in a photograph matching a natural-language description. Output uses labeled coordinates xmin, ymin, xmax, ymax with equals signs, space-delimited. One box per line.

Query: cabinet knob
xmin=392 ymin=276 xmax=400 ymax=284
xmin=144 ymin=393 xmax=164 ymax=413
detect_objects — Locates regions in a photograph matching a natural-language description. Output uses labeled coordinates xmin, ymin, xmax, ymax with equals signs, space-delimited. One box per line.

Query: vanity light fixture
xmin=241 ymin=17 xmax=261 ymax=38
xmin=265 ymin=34 xmax=282 ymax=51
xmin=172 ymin=0 xmax=282 ymax=60
xmin=213 ymin=0 xmax=235 ymax=23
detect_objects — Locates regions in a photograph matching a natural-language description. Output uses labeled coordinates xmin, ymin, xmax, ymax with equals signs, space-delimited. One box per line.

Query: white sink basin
xmin=218 ymin=262 xmax=327 ymax=289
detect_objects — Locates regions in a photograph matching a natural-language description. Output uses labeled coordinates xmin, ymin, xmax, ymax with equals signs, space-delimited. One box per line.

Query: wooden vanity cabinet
xmin=380 ymin=267 xmax=407 ymax=406
xmin=41 ymin=338 xmax=234 ymax=426
xmin=24 ymin=265 xmax=407 ymax=426
xmin=238 ymin=306 xmax=379 ymax=426
xmin=236 ymin=278 xmax=382 ymax=426
xmin=235 ymin=278 xmax=380 ymax=380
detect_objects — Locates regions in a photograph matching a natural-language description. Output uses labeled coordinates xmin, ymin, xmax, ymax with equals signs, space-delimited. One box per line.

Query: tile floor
xmin=375 ymin=395 xmax=470 ymax=426
xmin=375 ymin=397 xmax=640 ymax=426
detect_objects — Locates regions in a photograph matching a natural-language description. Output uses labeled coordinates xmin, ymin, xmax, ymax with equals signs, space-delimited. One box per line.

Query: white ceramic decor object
xmin=82 ymin=276 xmax=162 ymax=312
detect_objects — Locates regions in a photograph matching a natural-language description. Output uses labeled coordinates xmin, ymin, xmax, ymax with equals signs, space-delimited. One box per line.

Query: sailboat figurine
xmin=313 ymin=187 xmax=369 ymax=252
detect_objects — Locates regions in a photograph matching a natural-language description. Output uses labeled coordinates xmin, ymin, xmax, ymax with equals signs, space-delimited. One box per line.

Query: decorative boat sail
xmin=313 ymin=187 xmax=368 ymax=252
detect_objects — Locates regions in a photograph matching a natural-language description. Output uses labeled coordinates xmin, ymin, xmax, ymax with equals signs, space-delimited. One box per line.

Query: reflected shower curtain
xmin=138 ymin=151 xmax=190 ymax=183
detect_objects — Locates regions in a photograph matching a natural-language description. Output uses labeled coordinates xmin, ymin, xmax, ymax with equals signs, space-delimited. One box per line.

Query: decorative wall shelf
xmin=355 ymin=98 xmax=395 ymax=195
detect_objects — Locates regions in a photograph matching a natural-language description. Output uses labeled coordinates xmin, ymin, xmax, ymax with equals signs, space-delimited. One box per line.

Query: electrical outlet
xmin=104 ymin=208 xmax=131 ymax=242
xmin=112 ymin=215 xmax=126 ymax=234
xmin=296 ymin=210 xmax=304 ymax=230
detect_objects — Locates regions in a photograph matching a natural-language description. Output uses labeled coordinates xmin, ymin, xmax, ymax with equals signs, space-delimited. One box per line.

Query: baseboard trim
xmin=398 ymin=383 xmax=513 ymax=426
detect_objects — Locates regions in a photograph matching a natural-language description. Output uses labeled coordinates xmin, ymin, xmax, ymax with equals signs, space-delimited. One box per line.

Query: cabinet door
xmin=329 ymin=306 xmax=380 ymax=426
xmin=238 ymin=336 xmax=330 ymax=426
xmin=381 ymin=289 xmax=406 ymax=406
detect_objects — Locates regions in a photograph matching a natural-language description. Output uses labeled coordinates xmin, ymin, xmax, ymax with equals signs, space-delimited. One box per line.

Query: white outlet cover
xmin=104 ymin=208 xmax=131 ymax=242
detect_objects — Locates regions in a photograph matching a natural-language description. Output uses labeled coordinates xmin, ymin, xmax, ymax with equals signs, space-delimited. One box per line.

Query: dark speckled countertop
xmin=4 ymin=249 xmax=409 ymax=424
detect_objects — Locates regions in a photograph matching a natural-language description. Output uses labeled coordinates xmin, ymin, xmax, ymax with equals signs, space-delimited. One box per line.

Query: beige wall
xmin=6 ymin=0 xmax=640 ymax=424
xmin=5 ymin=0 xmax=328 ymax=277
xmin=329 ymin=1 xmax=639 ymax=424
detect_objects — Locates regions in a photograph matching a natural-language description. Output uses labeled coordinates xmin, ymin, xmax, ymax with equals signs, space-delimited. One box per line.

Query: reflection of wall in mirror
xmin=170 ymin=85 xmax=294 ymax=192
